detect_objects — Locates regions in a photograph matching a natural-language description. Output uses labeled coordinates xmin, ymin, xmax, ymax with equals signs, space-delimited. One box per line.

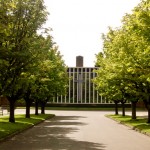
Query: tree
xmin=33 ymin=47 xmax=68 ymax=115
xmin=121 ymin=0 xmax=150 ymax=122
xmin=94 ymin=0 xmax=150 ymax=122
xmin=0 ymin=0 xmax=48 ymax=122
xmin=22 ymin=34 xmax=55 ymax=118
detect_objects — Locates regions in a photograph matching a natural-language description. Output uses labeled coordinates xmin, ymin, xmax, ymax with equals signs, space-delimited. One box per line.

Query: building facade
xmin=51 ymin=56 xmax=112 ymax=104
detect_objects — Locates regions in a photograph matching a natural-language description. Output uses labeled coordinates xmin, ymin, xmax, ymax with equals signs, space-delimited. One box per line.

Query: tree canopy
xmin=0 ymin=0 xmax=68 ymax=122
xmin=94 ymin=0 xmax=150 ymax=121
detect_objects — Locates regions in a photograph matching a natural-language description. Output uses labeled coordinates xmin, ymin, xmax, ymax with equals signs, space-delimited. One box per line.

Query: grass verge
xmin=17 ymin=106 xmax=147 ymax=111
xmin=45 ymin=106 xmax=147 ymax=111
xmin=45 ymin=107 xmax=117 ymax=111
xmin=0 ymin=114 xmax=55 ymax=141
xmin=106 ymin=114 xmax=150 ymax=136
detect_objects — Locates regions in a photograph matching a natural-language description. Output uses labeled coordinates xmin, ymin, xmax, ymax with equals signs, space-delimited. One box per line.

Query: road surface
xmin=0 ymin=110 xmax=150 ymax=150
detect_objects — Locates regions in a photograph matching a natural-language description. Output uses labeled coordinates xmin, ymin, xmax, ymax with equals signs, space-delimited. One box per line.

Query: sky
xmin=44 ymin=0 xmax=141 ymax=67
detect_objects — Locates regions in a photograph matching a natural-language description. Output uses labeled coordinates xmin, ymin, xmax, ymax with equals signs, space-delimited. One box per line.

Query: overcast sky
xmin=44 ymin=0 xmax=141 ymax=67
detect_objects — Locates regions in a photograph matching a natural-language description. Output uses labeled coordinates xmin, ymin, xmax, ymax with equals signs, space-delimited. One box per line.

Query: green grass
xmin=45 ymin=107 xmax=147 ymax=111
xmin=0 ymin=114 xmax=55 ymax=140
xmin=45 ymin=107 xmax=121 ymax=111
xmin=3 ymin=106 xmax=137 ymax=112
xmin=16 ymin=106 xmax=147 ymax=111
xmin=107 ymin=114 xmax=150 ymax=135
xmin=17 ymin=106 xmax=116 ymax=111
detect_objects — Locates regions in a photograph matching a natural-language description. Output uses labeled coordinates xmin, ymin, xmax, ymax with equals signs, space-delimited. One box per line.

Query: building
xmin=51 ymin=56 xmax=111 ymax=104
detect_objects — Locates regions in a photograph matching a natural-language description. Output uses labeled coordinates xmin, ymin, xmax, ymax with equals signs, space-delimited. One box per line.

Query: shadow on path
xmin=0 ymin=115 xmax=106 ymax=150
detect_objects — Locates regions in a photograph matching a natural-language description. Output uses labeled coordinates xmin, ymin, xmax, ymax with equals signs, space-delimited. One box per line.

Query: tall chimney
xmin=76 ymin=56 xmax=83 ymax=67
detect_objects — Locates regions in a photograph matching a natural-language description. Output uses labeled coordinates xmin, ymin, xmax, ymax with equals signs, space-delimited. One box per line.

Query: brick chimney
xmin=76 ymin=56 xmax=83 ymax=67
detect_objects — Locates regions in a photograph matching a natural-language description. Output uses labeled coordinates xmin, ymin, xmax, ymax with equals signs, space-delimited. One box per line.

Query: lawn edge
xmin=0 ymin=114 xmax=55 ymax=143
xmin=105 ymin=114 xmax=150 ymax=138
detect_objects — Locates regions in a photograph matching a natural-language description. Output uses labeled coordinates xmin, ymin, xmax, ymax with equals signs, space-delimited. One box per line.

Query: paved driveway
xmin=0 ymin=110 xmax=150 ymax=150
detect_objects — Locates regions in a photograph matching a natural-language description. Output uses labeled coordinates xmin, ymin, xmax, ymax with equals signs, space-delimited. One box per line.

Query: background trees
xmin=94 ymin=0 xmax=150 ymax=122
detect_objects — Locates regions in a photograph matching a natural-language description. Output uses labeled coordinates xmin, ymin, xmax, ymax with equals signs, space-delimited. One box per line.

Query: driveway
xmin=0 ymin=110 xmax=150 ymax=150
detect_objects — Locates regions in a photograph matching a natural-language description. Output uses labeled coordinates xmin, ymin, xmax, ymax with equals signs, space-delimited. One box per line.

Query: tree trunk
xmin=41 ymin=102 xmax=45 ymax=114
xmin=7 ymin=97 xmax=16 ymax=123
xmin=25 ymin=100 xmax=31 ymax=118
xmin=24 ymin=88 xmax=32 ymax=118
xmin=147 ymin=109 xmax=150 ymax=123
xmin=114 ymin=101 xmax=119 ymax=115
xmin=121 ymin=101 xmax=125 ymax=116
xmin=143 ymin=99 xmax=150 ymax=123
xmin=35 ymin=100 xmax=39 ymax=115
xmin=131 ymin=101 xmax=137 ymax=120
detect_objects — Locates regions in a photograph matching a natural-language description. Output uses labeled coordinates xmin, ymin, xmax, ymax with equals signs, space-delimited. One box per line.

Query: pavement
xmin=0 ymin=109 xmax=150 ymax=150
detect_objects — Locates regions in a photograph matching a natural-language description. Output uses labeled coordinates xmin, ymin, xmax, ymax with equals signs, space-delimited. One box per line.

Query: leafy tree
xmin=95 ymin=0 xmax=150 ymax=122
xmin=0 ymin=0 xmax=48 ymax=122
xmin=22 ymin=34 xmax=55 ymax=118
xmin=121 ymin=0 xmax=150 ymax=121
xmin=33 ymin=48 xmax=68 ymax=115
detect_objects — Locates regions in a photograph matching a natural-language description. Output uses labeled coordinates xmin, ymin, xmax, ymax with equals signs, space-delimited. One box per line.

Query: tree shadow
xmin=0 ymin=115 xmax=106 ymax=150
xmin=49 ymin=116 xmax=87 ymax=121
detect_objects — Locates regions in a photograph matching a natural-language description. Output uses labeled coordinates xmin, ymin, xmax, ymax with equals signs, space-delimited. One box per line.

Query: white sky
xmin=44 ymin=0 xmax=141 ymax=67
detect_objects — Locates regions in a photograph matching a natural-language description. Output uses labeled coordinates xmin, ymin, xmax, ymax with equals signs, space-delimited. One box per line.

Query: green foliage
xmin=0 ymin=0 xmax=49 ymax=96
xmin=29 ymin=46 xmax=68 ymax=104
xmin=94 ymin=0 xmax=150 ymax=105
xmin=0 ymin=0 xmax=68 ymax=122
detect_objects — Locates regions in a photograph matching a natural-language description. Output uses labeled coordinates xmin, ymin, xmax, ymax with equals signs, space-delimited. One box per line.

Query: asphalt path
xmin=0 ymin=110 xmax=150 ymax=150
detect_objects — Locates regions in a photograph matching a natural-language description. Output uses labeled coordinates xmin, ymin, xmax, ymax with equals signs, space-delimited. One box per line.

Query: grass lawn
xmin=17 ymin=107 xmax=117 ymax=111
xmin=0 ymin=114 xmax=55 ymax=140
xmin=17 ymin=106 xmax=147 ymax=111
xmin=45 ymin=107 xmax=136 ymax=111
xmin=45 ymin=107 xmax=117 ymax=111
xmin=107 ymin=114 xmax=150 ymax=136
